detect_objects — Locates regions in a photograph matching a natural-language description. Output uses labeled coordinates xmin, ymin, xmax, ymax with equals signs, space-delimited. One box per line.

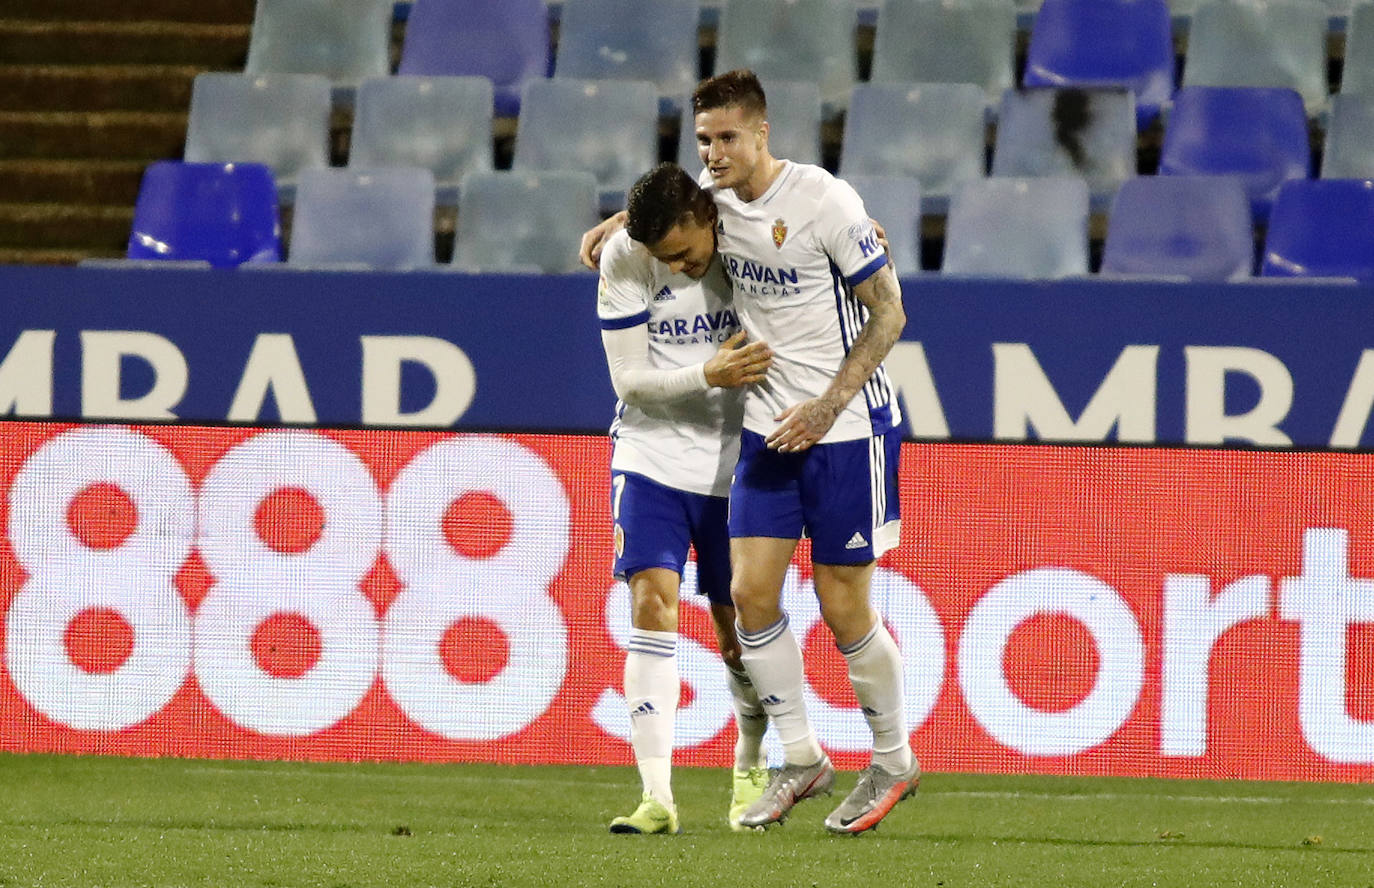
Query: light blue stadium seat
xmin=1323 ymin=94 xmax=1374 ymax=177
xmin=183 ymin=72 xmax=332 ymax=204
xmin=839 ymin=82 xmax=987 ymax=213
xmin=1158 ymin=86 xmax=1311 ymax=221
xmin=453 ymin=170 xmax=599 ymax=273
xmin=991 ymin=87 xmax=1137 ymax=210
xmin=398 ymin=0 xmax=550 ymax=117
xmin=288 ymin=167 xmax=436 ymax=269
xmin=1100 ymin=176 xmax=1254 ymax=281
xmin=1182 ymin=0 xmax=1330 ymax=116
xmin=513 ymin=78 xmax=658 ymax=213
xmin=842 ymin=175 xmax=923 ymax=275
xmin=715 ymin=0 xmax=858 ymax=116
xmin=554 ymin=0 xmax=699 ymax=114
xmin=349 ymin=76 xmax=493 ymax=205
xmin=943 ymin=176 xmax=1090 ymax=278
xmin=870 ymin=0 xmax=1016 ymax=106
xmin=1341 ymin=1 xmax=1374 ymax=95
xmin=679 ymin=80 xmax=823 ymax=172
xmin=127 ymin=161 xmax=281 ymax=268
xmin=1261 ymin=178 xmax=1374 ymax=281
xmin=244 ymin=0 xmax=393 ymax=103
xmin=1023 ymin=0 xmax=1174 ymax=127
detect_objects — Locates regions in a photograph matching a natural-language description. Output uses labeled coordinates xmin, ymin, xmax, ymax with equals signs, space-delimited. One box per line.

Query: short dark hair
xmin=625 ymin=163 xmax=715 ymax=247
xmin=692 ymin=69 xmax=767 ymax=118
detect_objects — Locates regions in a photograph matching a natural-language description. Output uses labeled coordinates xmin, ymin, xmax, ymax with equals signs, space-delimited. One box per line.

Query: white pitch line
xmin=931 ymin=789 xmax=1374 ymax=807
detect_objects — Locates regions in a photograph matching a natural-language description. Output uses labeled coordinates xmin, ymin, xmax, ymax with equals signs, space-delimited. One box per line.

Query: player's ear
xmin=757 ymin=119 xmax=770 ymax=150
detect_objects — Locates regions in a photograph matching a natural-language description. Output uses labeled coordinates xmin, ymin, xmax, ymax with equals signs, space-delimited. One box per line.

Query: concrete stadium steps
xmin=0 ymin=65 xmax=200 ymax=112
xmin=0 ymin=203 xmax=134 ymax=252
xmin=0 ymin=160 xmax=147 ymax=205
xmin=0 ymin=111 xmax=188 ymax=161
xmin=0 ymin=20 xmax=249 ymax=67
xmin=4 ymin=0 xmax=254 ymax=23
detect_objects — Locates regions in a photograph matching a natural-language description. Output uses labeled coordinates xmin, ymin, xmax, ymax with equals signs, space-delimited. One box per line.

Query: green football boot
xmin=609 ymin=793 xmax=681 ymax=835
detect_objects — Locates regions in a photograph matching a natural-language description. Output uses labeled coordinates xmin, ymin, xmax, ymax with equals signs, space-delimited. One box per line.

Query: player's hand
xmin=703 ymin=331 xmax=772 ymax=388
xmin=766 ymin=397 xmax=841 ymax=453
xmin=579 ymin=211 xmax=629 ymax=270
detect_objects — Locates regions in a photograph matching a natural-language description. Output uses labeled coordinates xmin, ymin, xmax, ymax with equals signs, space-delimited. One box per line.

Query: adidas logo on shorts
xmin=845 ymin=532 xmax=868 ymax=550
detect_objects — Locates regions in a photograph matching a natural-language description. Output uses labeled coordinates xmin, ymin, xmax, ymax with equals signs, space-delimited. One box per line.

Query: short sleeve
xmin=814 ymin=177 xmax=888 ymax=287
xmin=596 ymin=230 xmax=652 ymax=330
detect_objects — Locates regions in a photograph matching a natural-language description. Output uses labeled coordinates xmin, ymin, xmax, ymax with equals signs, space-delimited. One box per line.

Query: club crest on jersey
xmin=614 ymin=523 xmax=625 ymax=557
xmin=772 ymin=218 xmax=788 ymax=248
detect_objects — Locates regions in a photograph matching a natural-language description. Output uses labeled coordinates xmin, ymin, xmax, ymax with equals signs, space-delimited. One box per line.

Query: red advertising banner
xmin=0 ymin=422 xmax=1371 ymax=782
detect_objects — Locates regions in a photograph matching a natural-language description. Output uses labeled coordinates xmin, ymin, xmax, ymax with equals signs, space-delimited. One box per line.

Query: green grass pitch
xmin=1 ymin=753 xmax=1371 ymax=887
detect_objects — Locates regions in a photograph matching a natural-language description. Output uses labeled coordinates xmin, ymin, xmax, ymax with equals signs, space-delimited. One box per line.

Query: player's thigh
xmin=801 ymin=429 xmax=901 ymax=565
xmin=628 ymin=567 xmax=681 ymax=631
xmin=729 ymin=535 xmax=798 ymax=631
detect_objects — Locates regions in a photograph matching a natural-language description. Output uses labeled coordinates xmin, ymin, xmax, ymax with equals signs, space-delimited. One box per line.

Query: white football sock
xmin=737 ymin=616 xmax=824 ymax=766
xmin=725 ymin=663 xmax=768 ymax=771
xmin=840 ymin=620 xmax=914 ymax=775
xmin=625 ymin=628 xmax=679 ymax=803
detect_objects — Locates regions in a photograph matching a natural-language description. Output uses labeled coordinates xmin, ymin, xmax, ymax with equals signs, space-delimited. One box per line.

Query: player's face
xmin=646 ymin=218 xmax=716 ymax=279
xmin=695 ymin=104 xmax=768 ymax=191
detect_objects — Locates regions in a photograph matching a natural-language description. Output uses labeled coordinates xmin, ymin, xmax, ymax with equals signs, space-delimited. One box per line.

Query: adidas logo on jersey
xmin=630 ymin=702 xmax=659 ymax=718
xmin=653 ymin=286 xmax=675 ymax=302
xmin=845 ymin=532 xmax=868 ymax=550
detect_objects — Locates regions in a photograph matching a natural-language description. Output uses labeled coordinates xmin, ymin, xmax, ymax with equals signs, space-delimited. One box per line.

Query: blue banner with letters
xmin=3 ymin=265 xmax=1374 ymax=449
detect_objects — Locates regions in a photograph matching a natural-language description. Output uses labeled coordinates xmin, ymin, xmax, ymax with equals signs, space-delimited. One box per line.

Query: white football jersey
xmin=703 ymin=162 xmax=901 ymax=444
xmin=597 ymin=228 xmax=744 ymax=496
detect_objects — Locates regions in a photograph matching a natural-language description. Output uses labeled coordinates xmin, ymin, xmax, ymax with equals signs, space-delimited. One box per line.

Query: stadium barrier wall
xmin=7 ymin=266 xmax=1374 ymax=448
xmin=2 ymin=421 xmax=1371 ymax=782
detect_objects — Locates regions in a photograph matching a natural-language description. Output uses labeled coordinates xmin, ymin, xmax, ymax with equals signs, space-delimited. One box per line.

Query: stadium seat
xmin=1023 ymin=0 xmax=1174 ymax=128
xmin=1322 ymin=94 xmax=1374 ymax=178
xmin=554 ymin=0 xmax=699 ymax=114
xmin=398 ymin=0 xmax=550 ymax=117
xmin=1158 ymin=86 xmax=1311 ymax=221
xmin=183 ymin=72 xmax=332 ymax=204
xmin=126 ymin=161 xmax=281 ymax=268
xmin=715 ymin=0 xmax=858 ymax=115
xmin=679 ymin=80 xmax=823 ymax=171
xmin=842 ymin=175 xmax=923 ymax=275
xmin=244 ymin=0 xmax=393 ymax=103
xmin=349 ymin=76 xmax=493 ymax=205
xmin=943 ymin=176 xmax=1090 ymax=278
xmin=1341 ymin=1 xmax=1374 ymax=95
xmin=288 ymin=167 xmax=436 ymax=269
xmin=1099 ymin=176 xmax=1254 ymax=281
xmin=839 ymin=82 xmax=987 ymax=213
xmin=991 ymin=87 xmax=1137 ymax=210
xmin=1181 ymin=0 xmax=1329 ymax=116
xmin=1261 ymin=178 xmax=1374 ymax=281
xmin=869 ymin=0 xmax=1016 ymax=106
xmin=452 ymin=170 xmax=599 ymax=274
xmin=513 ymin=78 xmax=658 ymax=213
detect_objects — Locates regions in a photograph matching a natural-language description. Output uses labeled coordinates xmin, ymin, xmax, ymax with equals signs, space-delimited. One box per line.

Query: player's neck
xmin=733 ymin=155 xmax=783 ymax=204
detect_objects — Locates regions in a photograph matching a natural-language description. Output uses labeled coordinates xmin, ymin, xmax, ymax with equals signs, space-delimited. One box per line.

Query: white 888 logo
xmin=4 ymin=426 xmax=570 ymax=738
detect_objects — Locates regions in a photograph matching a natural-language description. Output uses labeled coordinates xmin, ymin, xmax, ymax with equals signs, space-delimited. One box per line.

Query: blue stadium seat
xmin=554 ymin=0 xmax=700 ymax=114
xmin=1341 ymin=1 xmax=1374 ymax=95
xmin=1181 ymin=0 xmax=1329 ymax=116
xmin=349 ymin=76 xmax=493 ymax=205
xmin=1322 ymin=93 xmax=1374 ymax=178
xmin=398 ymin=0 xmax=550 ymax=117
xmin=127 ymin=161 xmax=281 ymax=268
xmin=943 ymin=176 xmax=1090 ymax=278
xmin=1158 ymin=86 xmax=1311 ymax=221
xmin=869 ymin=0 xmax=1016 ymax=106
xmin=1261 ymin=178 xmax=1374 ymax=281
xmin=513 ymin=78 xmax=658 ymax=213
xmin=244 ymin=0 xmax=393 ymax=103
xmin=841 ymin=175 xmax=922 ymax=275
xmin=183 ymin=72 xmax=332 ymax=204
xmin=288 ymin=167 xmax=436 ymax=269
xmin=715 ymin=0 xmax=858 ymax=116
xmin=1100 ymin=176 xmax=1254 ymax=281
xmin=452 ymin=170 xmax=599 ymax=273
xmin=679 ymin=80 xmax=823 ymax=171
xmin=991 ymin=87 xmax=1137 ymax=210
xmin=839 ymin=82 xmax=987 ymax=213
xmin=1023 ymin=0 xmax=1174 ymax=127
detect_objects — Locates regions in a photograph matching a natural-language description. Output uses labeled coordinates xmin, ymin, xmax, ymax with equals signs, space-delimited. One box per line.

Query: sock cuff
xmin=837 ymin=620 xmax=883 ymax=658
xmin=628 ymin=628 xmax=677 ymax=658
xmin=736 ymin=615 xmax=789 ymax=649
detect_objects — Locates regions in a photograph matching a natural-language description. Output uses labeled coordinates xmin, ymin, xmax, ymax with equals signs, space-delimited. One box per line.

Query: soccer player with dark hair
xmin=598 ymin=162 xmax=777 ymax=834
